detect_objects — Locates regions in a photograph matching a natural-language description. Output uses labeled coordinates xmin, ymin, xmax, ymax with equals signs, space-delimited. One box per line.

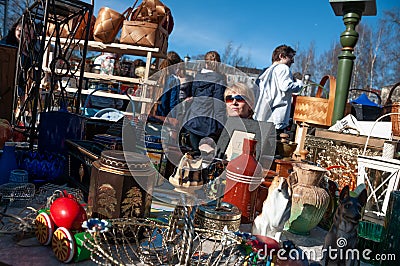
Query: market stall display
xmin=1 ymin=0 xmax=399 ymax=264
xmin=12 ymin=0 xmax=93 ymax=147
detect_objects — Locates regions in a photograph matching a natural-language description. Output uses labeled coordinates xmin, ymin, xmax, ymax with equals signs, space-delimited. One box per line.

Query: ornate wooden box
xmin=88 ymin=150 xmax=157 ymax=219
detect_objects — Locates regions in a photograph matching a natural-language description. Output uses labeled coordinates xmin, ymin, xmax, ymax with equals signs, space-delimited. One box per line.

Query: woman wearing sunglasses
xmin=224 ymin=82 xmax=255 ymax=119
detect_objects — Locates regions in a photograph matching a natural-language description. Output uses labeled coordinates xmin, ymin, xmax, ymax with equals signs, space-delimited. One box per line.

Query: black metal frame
xmin=12 ymin=0 xmax=93 ymax=149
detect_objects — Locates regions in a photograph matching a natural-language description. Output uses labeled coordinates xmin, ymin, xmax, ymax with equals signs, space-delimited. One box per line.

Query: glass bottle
xmin=0 ymin=142 xmax=18 ymax=185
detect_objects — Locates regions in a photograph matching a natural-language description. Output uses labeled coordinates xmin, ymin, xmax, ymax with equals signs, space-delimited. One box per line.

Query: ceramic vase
xmin=287 ymin=163 xmax=330 ymax=235
xmin=223 ymin=138 xmax=263 ymax=223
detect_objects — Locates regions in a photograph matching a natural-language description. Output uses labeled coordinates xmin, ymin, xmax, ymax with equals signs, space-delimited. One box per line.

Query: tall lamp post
xmin=330 ymin=0 xmax=376 ymax=125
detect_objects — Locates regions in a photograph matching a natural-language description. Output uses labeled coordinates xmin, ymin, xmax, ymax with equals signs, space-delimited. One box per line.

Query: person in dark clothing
xmin=0 ymin=20 xmax=22 ymax=47
xmin=183 ymin=51 xmax=227 ymax=152
xmin=156 ymin=51 xmax=183 ymax=118
xmin=176 ymin=63 xmax=193 ymax=123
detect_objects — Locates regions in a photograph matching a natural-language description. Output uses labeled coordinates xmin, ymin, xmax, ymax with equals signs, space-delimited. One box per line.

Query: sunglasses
xmin=225 ymin=95 xmax=246 ymax=103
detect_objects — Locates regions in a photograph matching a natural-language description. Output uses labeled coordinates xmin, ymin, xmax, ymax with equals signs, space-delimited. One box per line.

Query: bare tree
xmin=304 ymin=41 xmax=316 ymax=76
xmin=352 ymin=24 xmax=369 ymax=90
xmin=293 ymin=8 xmax=398 ymax=93
xmin=351 ymin=9 xmax=399 ymax=91
xmin=293 ymin=41 xmax=316 ymax=77
xmin=369 ymin=26 xmax=382 ymax=89
xmin=221 ymin=40 xmax=252 ymax=67
xmin=378 ymin=8 xmax=400 ymax=87
xmin=293 ymin=40 xmax=342 ymax=88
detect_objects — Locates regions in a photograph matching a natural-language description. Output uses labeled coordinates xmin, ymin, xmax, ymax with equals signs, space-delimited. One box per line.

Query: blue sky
xmin=93 ymin=0 xmax=399 ymax=68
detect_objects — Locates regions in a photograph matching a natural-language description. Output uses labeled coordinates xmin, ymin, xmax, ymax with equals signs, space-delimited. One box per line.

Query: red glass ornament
xmin=50 ymin=191 xmax=87 ymax=230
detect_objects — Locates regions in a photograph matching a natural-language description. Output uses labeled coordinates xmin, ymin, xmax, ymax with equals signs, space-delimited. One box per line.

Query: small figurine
xmin=169 ymin=153 xmax=203 ymax=188
xmin=252 ymin=176 xmax=292 ymax=241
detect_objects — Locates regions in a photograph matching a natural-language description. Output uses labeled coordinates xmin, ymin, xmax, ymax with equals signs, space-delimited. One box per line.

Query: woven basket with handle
xmin=383 ymin=81 xmax=400 ymax=136
xmin=93 ymin=7 xmax=131 ymax=43
xmin=132 ymin=0 xmax=174 ymax=33
xmin=120 ymin=0 xmax=172 ymax=54
xmin=293 ymin=75 xmax=336 ymax=127
xmin=120 ymin=17 xmax=169 ymax=52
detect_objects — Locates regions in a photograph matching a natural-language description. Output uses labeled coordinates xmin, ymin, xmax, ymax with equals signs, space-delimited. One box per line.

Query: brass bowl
xmin=194 ymin=202 xmax=241 ymax=236
xmin=277 ymin=142 xmax=298 ymax=158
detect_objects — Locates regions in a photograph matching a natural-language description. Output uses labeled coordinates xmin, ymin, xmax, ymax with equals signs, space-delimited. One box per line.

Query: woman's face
xmin=15 ymin=25 xmax=22 ymax=41
xmin=225 ymin=91 xmax=252 ymax=118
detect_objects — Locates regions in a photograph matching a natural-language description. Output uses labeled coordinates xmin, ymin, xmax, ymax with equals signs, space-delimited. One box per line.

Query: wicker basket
xmin=93 ymin=7 xmax=129 ymax=43
xmin=74 ymin=13 xmax=96 ymax=40
xmin=120 ymin=0 xmax=172 ymax=54
xmin=131 ymin=0 xmax=174 ymax=33
xmin=293 ymin=75 xmax=336 ymax=126
xmin=382 ymin=82 xmax=400 ymax=136
xmin=120 ymin=20 xmax=168 ymax=52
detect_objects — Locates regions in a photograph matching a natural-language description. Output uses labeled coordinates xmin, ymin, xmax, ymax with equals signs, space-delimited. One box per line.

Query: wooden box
xmin=88 ymin=150 xmax=156 ymax=219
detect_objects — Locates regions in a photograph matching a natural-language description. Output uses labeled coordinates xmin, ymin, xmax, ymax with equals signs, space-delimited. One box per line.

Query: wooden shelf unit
xmin=42 ymin=38 xmax=165 ymax=114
